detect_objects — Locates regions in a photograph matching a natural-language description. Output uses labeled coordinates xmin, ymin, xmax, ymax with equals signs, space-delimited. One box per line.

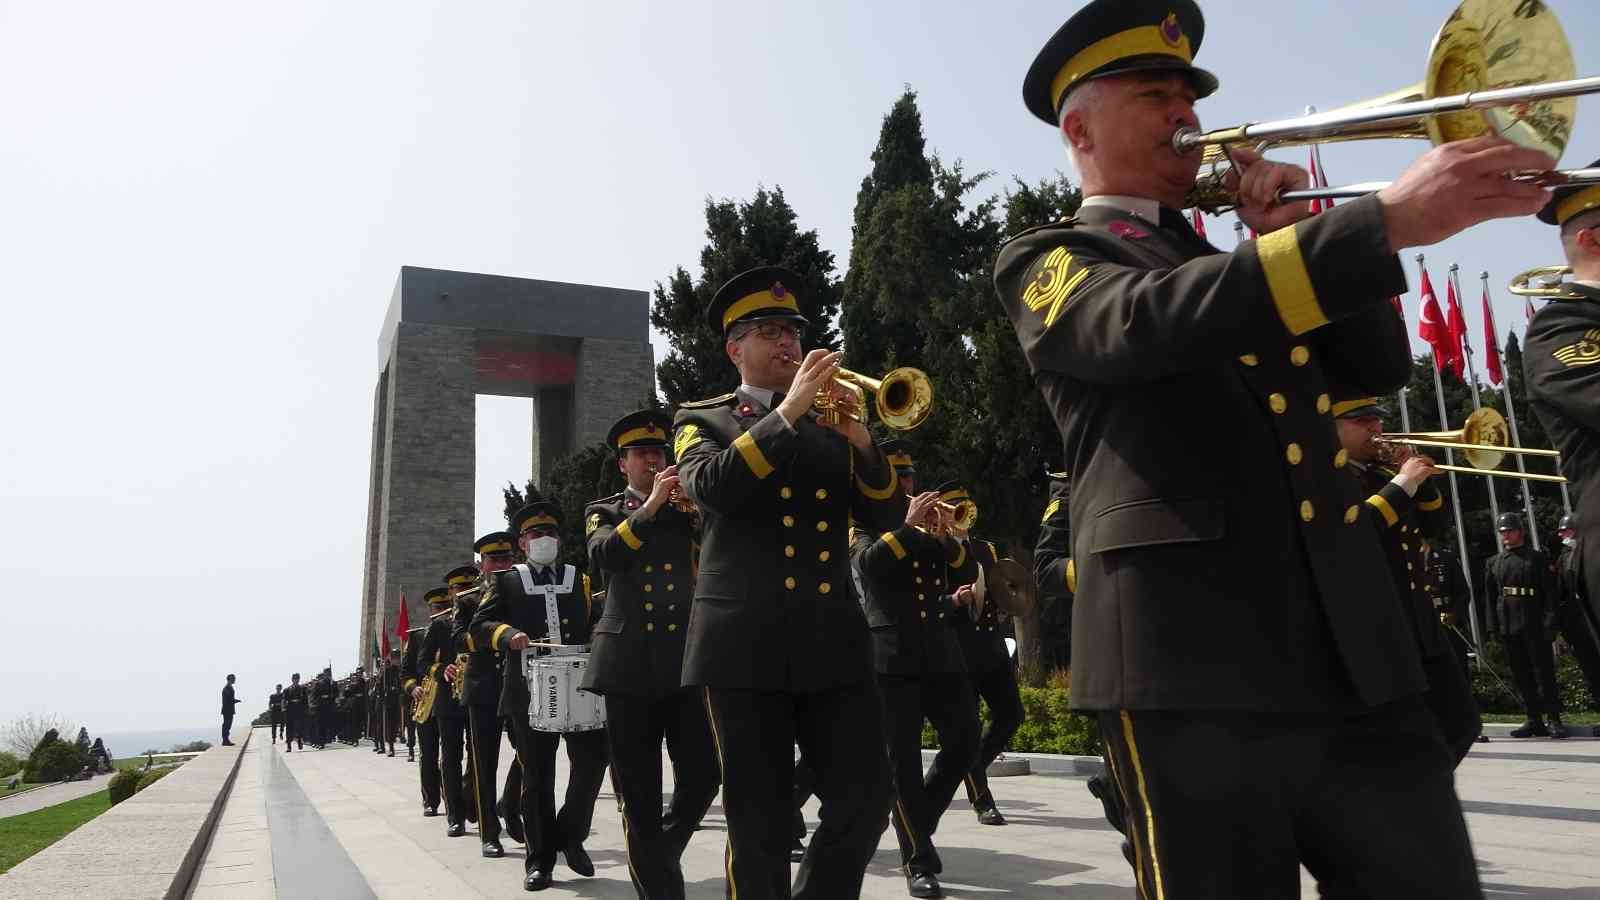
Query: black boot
xmin=1509 ymin=718 xmax=1550 ymax=738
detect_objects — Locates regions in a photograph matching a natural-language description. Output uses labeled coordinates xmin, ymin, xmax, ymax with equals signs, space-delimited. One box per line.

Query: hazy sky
xmin=2 ymin=0 xmax=1595 ymax=732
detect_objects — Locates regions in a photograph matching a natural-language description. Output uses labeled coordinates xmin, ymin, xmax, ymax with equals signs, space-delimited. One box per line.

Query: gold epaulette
xmin=678 ymin=393 xmax=736 ymax=410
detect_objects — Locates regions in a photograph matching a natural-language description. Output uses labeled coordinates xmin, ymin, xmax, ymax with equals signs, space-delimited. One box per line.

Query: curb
xmin=1481 ymin=722 xmax=1600 ymax=740
xmin=920 ymin=748 xmax=1104 ymax=776
xmin=0 ymin=780 xmax=67 ymax=805
xmin=166 ymin=729 xmax=251 ymax=900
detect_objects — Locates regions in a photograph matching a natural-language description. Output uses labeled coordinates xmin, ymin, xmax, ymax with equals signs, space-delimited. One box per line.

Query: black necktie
xmin=771 ymin=391 xmax=786 ymax=408
xmin=1159 ymin=206 xmax=1214 ymax=254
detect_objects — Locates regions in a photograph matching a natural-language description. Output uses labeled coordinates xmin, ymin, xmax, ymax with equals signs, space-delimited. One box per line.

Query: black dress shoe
xmin=1510 ymin=719 xmax=1550 ymax=738
xmin=563 ymin=843 xmax=595 ymax=877
xmin=447 ymin=821 xmax=466 ymax=837
xmin=524 ymin=869 xmax=552 ymax=891
xmin=504 ymin=811 xmax=525 ymax=845
xmin=790 ymin=837 xmax=806 ymax=863
xmin=907 ymin=870 xmax=943 ymax=898
xmin=976 ymin=806 xmax=1007 ymax=826
xmin=422 ymin=805 xmax=438 ymax=817
xmin=1550 ymin=718 xmax=1570 ymax=740
xmin=482 ymin=840 xmax=505 ymax=858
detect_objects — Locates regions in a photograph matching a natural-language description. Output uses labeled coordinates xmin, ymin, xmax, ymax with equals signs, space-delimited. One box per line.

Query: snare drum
xmin=524 ymin=649 xmax=607 ymax=733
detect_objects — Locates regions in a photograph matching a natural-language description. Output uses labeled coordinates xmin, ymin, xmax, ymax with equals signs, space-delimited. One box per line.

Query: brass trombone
xmin=1185 ymin=0 xmax=1600 ymax=213
xmin=1374 ymin=408 xmax=1567 ymax=484
xmin=779 ymin=354 xmax=934 ymax=431
xmin=1507 ymin=265 xmax=1578 ymax=298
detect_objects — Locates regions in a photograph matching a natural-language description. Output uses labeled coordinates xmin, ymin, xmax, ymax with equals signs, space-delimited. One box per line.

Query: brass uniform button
xmin=816 ymin=521 xmax=829 ymax=532
xmin=562 ymin=617 xmax=570 ymax=625
xmin=1344 ymin=505 xmax=1360 ymax=524
xmin=644 ymin=603 xmax=654 ymax=611
xmin=644 ymin=584 xmax=653 ymax=592
xmin=1316 ymin=394 xmax=1331 ymax=414
xmin=819 ymin=582 xmax=831 ymax=594
xmin=1286 ymin=443 xmax=1303 ymax=465
xmin=818 ymin=550 xmax=830 ymax=562
xmin=915 ymin=576 xmax=923 ymax=584
xmin=920 ymin=611 xmax=928 ymax=619
xmin=1239 ymin=354 xmax=1260 ymax=366
xmin=785 ymin=577 xmax=796 ymax=590
xmin=664 ymin=563 xmax=673 ymax=572
xmin=785 ymin=545 xmax=796 ymax=558
xmin=912 ymin=561 xmax=920 ymax=569
xmin=644 ymin=565 xmax=654 ymax=573
xmin=666 ymin=583 xmax=675 ymax=591
xmin=1334 ymin=449 xmax=1349 ymax=468
xmin=1300 ymin=501 xmax=1315 ymax=522
xmin=783 ymin=515 xmax=795 ymax=527
xmin=646 ymin=623 xmax=655 ymax=632
xmin=815 ymin=489 xmax=828 ymax=500
xmin=1290 ymin=346 xmax=1310 ymax=366
xmin=667 ymin=623 xmax=678 ymax=632
xmin=780 ymin=487 xmax=793 ymax=500
xmin=918 ymin=593 xmax=925 ymax=600
xmin=668 ymin=604 xmax=676 ymax=611
xmin=1269 ymin=393 xmax=1288 ymax=414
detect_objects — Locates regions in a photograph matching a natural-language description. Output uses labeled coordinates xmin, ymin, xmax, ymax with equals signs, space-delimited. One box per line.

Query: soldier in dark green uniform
xmin=423 ymin=584 xmax=472 ymax=829
xmin=443 ymin=567 xmax=481 ymax=833
xmin=940 ymin=482 xmax=1023 ymax=828
xmin=1333 ymin=395 xmax=1481 ymax=762
xmin=995 ymin=1 xmax=1551 ymax=893
xmin=441 ymin=561 xmax=502 ymax=856
xmin=268 ymin=684 xmax=284 ymax=743
xmin=1528 ymin=170 xmax=1600 ymax=682
xmin=401 ymin=589 xmax=451 ymax=816
xmin=673 ymin=265 xmax=906 ymax=900
xmin=1033 ymin=473 xmax=1074 ymax=672
xmin=852 ymin=454 xmax=978 ymax=899
xmin=583 ymin=409 xmax=720 ymax=900
xmin=282 ymin=673 xmax=307 ymax=752
xmin=1554 ymin=514 xmax=1600 ymax=713
xmin=470 ymin=501 xmax=607 ymax=892
xmin=312 ymin=669 xmax=336 ymax=749
xmin=1486 ymin=512 xmax=1567 ymax=739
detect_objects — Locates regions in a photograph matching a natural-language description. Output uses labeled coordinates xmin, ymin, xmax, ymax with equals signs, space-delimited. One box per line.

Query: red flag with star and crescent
xmin=1444 ymin=276 xmax=1468 ymax=380
xmin=1482 ymin=281 xmax=1504 ymax=386
xmin=1417 ymin=267 xmax=1456 ymax=374
xmin=395 ymin=592 xmax=410 ymax=650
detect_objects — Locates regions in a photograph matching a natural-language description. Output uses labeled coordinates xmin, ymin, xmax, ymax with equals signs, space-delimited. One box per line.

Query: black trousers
xmin=269 ymin=712 xmax=282 ymax=742
xmin=878 ymin=672 xmax=980 ymax=875
xmin=284 ymin=709 xmax=305 ymax=749
xmin=702 ymin=683 xmax=891 ymax=900
xmin=1099 ymin=700 xmax=1480 ymax=899
xmin=963 ymin=664 xmax=1024 ymax=812
xmin=507 ymin=711 xmax=610 ymax=872
xmin=416 ymin=718 xmax=442 ymax=809
xmin=1502 ymin=629 xmax=1563 ymax=719
xmin=1555 ymin=600 xmax=1600 ymax=705
xmin=438 ymin=713 xmax=470 ymax=826
xmin=1421 ymin=648 xmax=1482 ymax=765
xmin=222 ymin=712 xmax=234 ymax=744
xmin=792 ymin=755 xmax=815 ymax=841
xmin=606 ymin=689 xmax=721 ymax=900
xmin=466 ymin=704 xmax=503 ymax=843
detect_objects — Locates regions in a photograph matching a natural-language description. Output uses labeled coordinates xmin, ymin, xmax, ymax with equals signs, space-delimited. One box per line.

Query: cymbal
xmin=972 ymin=558 xmax=1038 ymax=619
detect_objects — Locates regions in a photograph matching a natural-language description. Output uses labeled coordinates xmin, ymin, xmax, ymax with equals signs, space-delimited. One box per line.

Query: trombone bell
xmin=1508 ymin=265 xmax=1577 ymax=298
xmin=1375 ymin=408 xmax=1567 ymax=483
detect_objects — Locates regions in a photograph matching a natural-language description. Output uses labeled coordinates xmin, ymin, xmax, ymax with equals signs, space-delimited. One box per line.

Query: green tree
xmin=652 ymin=187 xmax=842 ymax=407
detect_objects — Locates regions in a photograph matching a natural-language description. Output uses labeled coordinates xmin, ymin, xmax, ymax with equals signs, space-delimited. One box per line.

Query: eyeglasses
xmin=737 ymin=321 xmax=804 ymax=343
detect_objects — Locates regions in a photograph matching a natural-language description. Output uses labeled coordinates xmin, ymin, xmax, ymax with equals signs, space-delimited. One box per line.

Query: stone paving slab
xmin=188 ymin=733 xmax=275 ymax=900
xmin=252 ymin=725 xmax=1600 ymax=898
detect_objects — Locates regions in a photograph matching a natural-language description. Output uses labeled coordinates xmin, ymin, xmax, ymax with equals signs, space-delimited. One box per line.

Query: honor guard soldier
xmin=994 ymin=1 xmax=1550 ymax=893
xmin=673 ymin=265 xmax=906 ymax=900
xmin=443 ymin=566 xmax=482 ymax=832
xmin=1486 ymin=512 xmax=1568 ymax=739
xmin=1334 ymin=395 xmax=1481 ymax=762
xmin=470 ymin=501 xmax=608 ymax=892
xmin=939 ymin=482 xmax=1023 ymax=828
xmin=417 ymin=586 xmax=472 ymax=826
xmin=282 ymin=673 xmax=307 ymax=751
xmin=1033 ymin=472 xmax=1075 ymax=671
xmin=380 ymin=648 xmax=404 ymax=756
xmin=1555 ymin=515 xmax=1600 ymax=710
xmin=456 ymin=537 xmax=523 ymax=857
xmin=582 ymin=409 xmax=720 ymax=900
xmin=852 ymin=454 xmax=979 ymax=899
xmin=268 ymin=684 xmax=284 ymax=743
xmin=312 ymin=669 xmax=336 ymax=748
xmin=401 ymin=590 xmax=449 ymax=813
xmin=1528 ymin=171 xmax=1600 ymax=651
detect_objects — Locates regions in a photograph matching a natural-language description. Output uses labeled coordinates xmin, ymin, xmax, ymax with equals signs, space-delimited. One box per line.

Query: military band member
xmin=282 ymin=673 xmax=307 ymax=752
xmin=419 ymin=586 xmax=471 ymax=825
xmin=939 ymin=482 xmax=1023 ymax=828
xmin=432 ymin=563 xmax=495 ymax=853
xmin=268 ymin=684 xmax=284 ymax=743
xmin=995 ymin=1 xmax=1549 ymax=892
xmin=1033 ymin=473 xmax=1075 ymax=671
xmin=1554 ymin=515 xmax=1600 ymax=709
xmin=853 ymin=457 xmax=978 ymax=899
xmin=1334 ymin=395 xmax=1481 ymax=762
xmin=312 ymin=669 xmax=336 ymax=749
xmin=673 ymin=265 xmax=905 ymax=900
xmin=455 ymin=537 xmax=523 ymax=857
xmin=401 ymin=594 xmax=447 ymax=815
xmin=471 ymin=501 xmax=608 ymax=892
xmin=1528 ymin=170 xmax=1600 ymax=657
xmin=582 ymin=409 xmax=720 ymax=900
xmin=1486 ymin=512 xmax=1567 ymax=739
xmin=381 ymin=648 xmax=404 ymax=756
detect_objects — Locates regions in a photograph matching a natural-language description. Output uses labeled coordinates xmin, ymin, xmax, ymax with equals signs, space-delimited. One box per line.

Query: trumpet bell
xmin=873 ymin=367 xmax=933 ymax=431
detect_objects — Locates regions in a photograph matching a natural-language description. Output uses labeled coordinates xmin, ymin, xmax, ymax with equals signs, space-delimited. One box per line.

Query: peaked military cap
xmin=1023 ymin=0 xmax=1217 ymax=125
xmin=424 ymin=586 xmax=450 ymax=607
xmin=607 ymin=409 xmax=674 ymax=452
xmin=1331 ymin=396 xmax=1387 ymax=420
xmin=881 ymin=439 xmax=916 ymax=474
xmin=445 ymin=564 xmax=480 ymax=586
xmin=706 ymin=265 xmax=811 ymax=335
xmin=475 ymin=531 xmax=514 ymax=556
xmin=1496 ymin=512 xmax=1525 ymax=532
xmin=1538 ymin=157 xmax=1600 ymax=225
xmin=513 ymin=499 xmax=562 ymax=534
xmin=936 ymin=480 xmax=972 ymax=504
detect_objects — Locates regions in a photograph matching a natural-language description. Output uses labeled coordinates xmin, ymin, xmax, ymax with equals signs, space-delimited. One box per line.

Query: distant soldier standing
xmin=1486 ymin=512 xmax=1568 ymax=739
xmin=282 ymin=673 xmax=307 ymax=752
xmin=268 ymin=683 xmax=284 ymax=743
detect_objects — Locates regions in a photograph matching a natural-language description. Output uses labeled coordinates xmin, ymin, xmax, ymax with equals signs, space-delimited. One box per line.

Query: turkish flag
xmin=1307 ymin=147 xmax=1332 ymax=214
xmin=395 ymin=592 xmax=410 ymax=649
xmin=1417 ymin=268 xmax=1456 ymax=373
xmin=379 ymin=611 xmax=391 ymax=659
xmin=1190 ymin=208 xmax=1207 ymax=239
xmin=1482 ymin=283 xmax=1503 ymax=386
xmin=1445 ymin=276 xmax=1468 ymax=379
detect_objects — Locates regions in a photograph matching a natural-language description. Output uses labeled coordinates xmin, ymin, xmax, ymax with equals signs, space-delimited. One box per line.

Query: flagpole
xmin=1450 ymin=264 xmax=1502 ymax=529
xmin=1482 ymin=272 xmax=1545 ymax=550
xmin=1420 ymin=255 xmax=1482 ymax=652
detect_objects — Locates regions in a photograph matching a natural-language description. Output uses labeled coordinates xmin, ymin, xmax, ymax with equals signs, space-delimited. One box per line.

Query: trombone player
xmin=997 ymin=0 xmax=1552 ymax=895
xmin=1526 ymin=162 xmax=1600 ymax=656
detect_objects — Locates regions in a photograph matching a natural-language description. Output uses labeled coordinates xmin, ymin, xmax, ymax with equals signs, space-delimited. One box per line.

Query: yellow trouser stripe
xmin=702 ymin=688 xmax=737 ymax=900
xmin=1120 ymin=712 xmax=1166 ymax=900
xmin=1257 ymin=225 xmax=1328 ymax=336
xmin=732 ymin=432 xmax=774 ymax=479
xmin=1103 ymin=743 xmax=1150 ymax=900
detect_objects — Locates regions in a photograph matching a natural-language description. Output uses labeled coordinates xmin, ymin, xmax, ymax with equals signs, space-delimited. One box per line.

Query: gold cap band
xmin=1050 ymin=17 xmax=1193 ymax=113
xmin=722 ymin=289 xmax=801 ymax=330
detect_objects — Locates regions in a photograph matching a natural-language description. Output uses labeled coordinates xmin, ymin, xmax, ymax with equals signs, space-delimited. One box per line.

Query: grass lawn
xmin=1483 ymin=711 xmax=1600 ymax=725
xmin=0 ymin=788 xmax=111 ymax=874
xmin=0 ymin=782 xmax=46 ymax=798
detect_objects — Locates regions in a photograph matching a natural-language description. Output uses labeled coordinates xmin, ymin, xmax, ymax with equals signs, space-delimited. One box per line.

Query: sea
xmin=97 ymin=726 xmax=218 ymax=758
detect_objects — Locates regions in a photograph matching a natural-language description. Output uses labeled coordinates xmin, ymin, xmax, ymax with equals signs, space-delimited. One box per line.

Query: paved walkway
xmin=197 ymin=726 xmax=1600 ymax=898
xmin=0 ymin=775 xmax=109 ymax=819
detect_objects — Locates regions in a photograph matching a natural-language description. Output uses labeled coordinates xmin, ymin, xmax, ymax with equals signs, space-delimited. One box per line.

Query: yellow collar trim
xmin=1050 ymin=17 xmax=1193 ymax=113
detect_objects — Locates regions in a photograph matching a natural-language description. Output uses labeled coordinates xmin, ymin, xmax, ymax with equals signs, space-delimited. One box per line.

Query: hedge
xmin=135 ymin=768 xmax=173 ymax=793
xmin=1472 ymin=641 xmax=1596 ymax=714
xmin=922 ymin=685 xmax=1102 ymax=756
xmin=107 ymin=770 xmax=142 ymax=806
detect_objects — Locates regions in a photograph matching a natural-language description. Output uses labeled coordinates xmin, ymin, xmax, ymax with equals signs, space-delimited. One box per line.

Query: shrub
xmin=1471 ymin=640 xmax=1597 ymax=714
xmin=135 ymin=767 xmax=173 ymax=794
xmin=23 ymin=741 xmax=85 ymax=783
xmin=174 ymin=741 xmax=212 ymax=753
xmin=0 ymin=751 xmax=20 ymax=779
xmin=108 ymin=769 xmax=142 ymax=806
xmin=921 ymin=677 xmax=1102 ymax=757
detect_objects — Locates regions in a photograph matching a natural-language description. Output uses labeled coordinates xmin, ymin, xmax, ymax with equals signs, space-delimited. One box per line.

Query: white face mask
xmin=526 ymin=536 xmax=559 ymax=566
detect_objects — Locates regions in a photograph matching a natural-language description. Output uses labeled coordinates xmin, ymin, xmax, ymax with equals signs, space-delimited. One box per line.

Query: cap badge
xmin=771 ymin=281 xmax=787 ymax=299
xmin=1161 ymin=13 xmax=1183 ymax=47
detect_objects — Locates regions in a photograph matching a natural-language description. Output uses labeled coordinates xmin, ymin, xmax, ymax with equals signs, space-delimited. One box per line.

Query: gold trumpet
xmin=933 ymin=500 xmax=979 ymax=533
xmin=1507 ymin=265 xmax=1578 ymax=298
xmin=648 ymin=463 xmax=697 ymax=514
xmin=1373 ymin=407 xmax=1566 ymax=483
xmin=779 ymin=354 xmax=933 ymax=431
xmin=1185 ymin=0 xmax=1600 ymax=213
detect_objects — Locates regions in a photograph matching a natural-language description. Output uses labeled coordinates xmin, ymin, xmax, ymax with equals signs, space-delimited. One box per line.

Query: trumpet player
xmin=454 ymin=539 xmax=519 ymax=858
xmin=673 ymin=265 xmax=904 ymax=900
xmin=1334 ymin=395 xmax=1481 ymax=762
xmin=581 ymin=409 xmax=718 ymax=900
xmin=851 ymin=452 xmax=978 ymax=900
xmin=405 ymin=586 xmax=467 ymax=825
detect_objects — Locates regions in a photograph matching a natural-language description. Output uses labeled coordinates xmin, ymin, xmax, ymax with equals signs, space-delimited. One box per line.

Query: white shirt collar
xmin=739 ymin=384 xmax=777 ymax=410
xmin=1080 ymin=195 xmax=1162 ymax=224
xmin=1573 ymin=279 xmax=1600 ymax=290
xmin=625 ymin=485 xmax=649 ymax=505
